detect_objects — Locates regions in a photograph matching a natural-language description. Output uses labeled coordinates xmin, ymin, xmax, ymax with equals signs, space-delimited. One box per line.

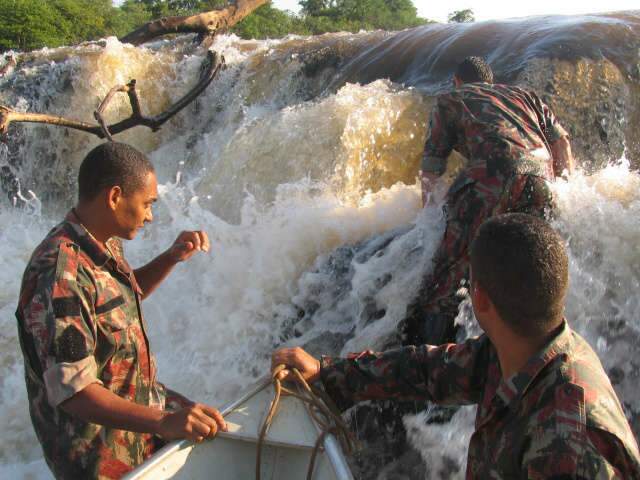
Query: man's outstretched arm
xmin=272 ymin=337 xmax=492 ymax=412
xmin=420 ymin=171 xmax=445 ymax=207
xmin=534 ymin=92 xmax=575 ymax=177
xmin=421 ymin=95 xmax=457 ymax=206
xmin=134 ymin=230 xmax=210 ymax=300
xmin=61 ymin=383 xmax=226 ymax=442
xmin=550 ymin=135 xmax=575 ymax=177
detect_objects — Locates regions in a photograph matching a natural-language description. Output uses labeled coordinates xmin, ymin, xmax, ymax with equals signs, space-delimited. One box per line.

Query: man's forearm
xmin=60 ymin=383 xmax=165 ymax=434
xmin=420 ymin=170 xmax=442 ymax=207
xmin=60 ymin=383 xmax=227 ymax=442
xmin=551 ymin=136 xmax=574 ymax=176
xmin=134 ymin=250 xmax=178 ymax=300
xmin=320 ymin=339 xmax=489 ymax=412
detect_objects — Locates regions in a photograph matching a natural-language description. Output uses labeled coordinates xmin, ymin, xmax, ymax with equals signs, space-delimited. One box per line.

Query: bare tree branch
xmin=119 ymin=0 xmax=268 ymax=46
xmin=1 ymin=2 xmax=265 ymax=140
xmin=0 ymin=51 xmax=224 ymax=139
xmin=0 ymin=55 xmax=17 ymax=77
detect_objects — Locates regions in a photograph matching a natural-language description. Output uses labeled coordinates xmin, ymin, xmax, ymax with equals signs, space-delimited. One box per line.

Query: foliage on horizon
xmin=0 ymin=0 xmax=151 ymax=51
xmin=448 ymin=8 xmax=475 ymax=23
xmin=0 ymin=0 xmax=433 ymax=52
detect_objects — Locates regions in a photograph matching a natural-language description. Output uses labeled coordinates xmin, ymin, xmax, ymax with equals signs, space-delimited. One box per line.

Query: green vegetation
xmin=448 ymin=8 xmax=475 ymax=23
xmin=235 ymin=0 xmax=430 ymax=39
xmin=0 ymin=0 xmax=432 ymax=52
xmin=0 ymin=0 xmax=152 ymax=51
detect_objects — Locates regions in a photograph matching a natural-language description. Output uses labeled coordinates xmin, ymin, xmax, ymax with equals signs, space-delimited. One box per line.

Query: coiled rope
xmin=256 ymin=364 xmax=354 ymax=480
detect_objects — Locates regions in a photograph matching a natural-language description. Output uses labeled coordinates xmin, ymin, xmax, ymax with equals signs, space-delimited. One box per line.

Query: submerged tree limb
xmin=119 ymin=0 xmax=268 ymax=46
xmin=0 ymin=1 xmax=265 ymax=141
xmin=0 ymin=51 xmax=224 ymax=139
xmin=0 ymin=55 xmax=17 ymax=77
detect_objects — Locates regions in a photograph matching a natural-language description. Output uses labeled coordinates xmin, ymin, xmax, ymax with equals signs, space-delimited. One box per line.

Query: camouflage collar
xmin=495 ymin=321 xmax=571 ymax=408
xmin=63 ymin=211 xmax=143 ymax=295
xmin=63 ymin=210 xmax=116 ymax=267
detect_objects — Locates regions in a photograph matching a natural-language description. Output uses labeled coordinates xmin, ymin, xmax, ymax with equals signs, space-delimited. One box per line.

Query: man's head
xmin=453 ymin=56 xmax=494 ymax=86
xmin=78 ymin=142 xmax=157 ymax=240
xmin=470 ymin=213 xmax=568 ymax=339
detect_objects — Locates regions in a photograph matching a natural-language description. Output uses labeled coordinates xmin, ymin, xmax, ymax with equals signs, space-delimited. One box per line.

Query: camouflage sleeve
xmin=530 ymin=91 xmax=568 ymax=144
xmin=23 ymin=243 xmax=102 ymax=407
xmin=319 ymin=335 xmax=492 ymax=411
xmin=522 ymin=426 xmax=637 ymax=479
xmin=422 ymin=95 xmax=457 ymax=176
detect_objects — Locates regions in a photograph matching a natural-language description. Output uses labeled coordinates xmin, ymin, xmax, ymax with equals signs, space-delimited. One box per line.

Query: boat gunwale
xmin=123 ymin=376 xmax=354 ymax=480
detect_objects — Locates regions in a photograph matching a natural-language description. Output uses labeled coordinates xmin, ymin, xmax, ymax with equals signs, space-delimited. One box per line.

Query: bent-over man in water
xmin=273 ymin=214 xmax=640 ymax=479
xmin=16 ymin=142 xmax=227 ymax=479
xmin=403 ymin=56 xmax=575 ymax=346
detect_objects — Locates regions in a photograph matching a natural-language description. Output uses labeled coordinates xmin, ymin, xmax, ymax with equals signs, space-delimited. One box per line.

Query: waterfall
xmin=1 ymin=11 xmax=639 ymax=478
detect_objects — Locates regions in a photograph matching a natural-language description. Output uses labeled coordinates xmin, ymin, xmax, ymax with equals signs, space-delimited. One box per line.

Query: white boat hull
xmin=124 ymin=379 xmax=353 ymax=480
xmin=125 ymin=434 xmax=338 ymax=480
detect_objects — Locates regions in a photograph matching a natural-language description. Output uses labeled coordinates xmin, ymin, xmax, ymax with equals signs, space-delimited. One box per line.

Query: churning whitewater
xmin=1 ymin=12 xmax=639 ymax=479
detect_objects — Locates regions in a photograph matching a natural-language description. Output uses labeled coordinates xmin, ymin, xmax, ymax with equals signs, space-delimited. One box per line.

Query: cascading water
xmin=1 ymin=11 xmax=639 ymax=479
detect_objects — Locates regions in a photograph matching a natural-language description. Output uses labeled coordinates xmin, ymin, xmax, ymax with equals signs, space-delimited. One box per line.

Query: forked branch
xmin=120 ymin=0 xmax=268 ymax=46
xmin=0 ymin=51 xmax=224 ymax=139
xmin=0 ymin=55 xmax=17 ymax=77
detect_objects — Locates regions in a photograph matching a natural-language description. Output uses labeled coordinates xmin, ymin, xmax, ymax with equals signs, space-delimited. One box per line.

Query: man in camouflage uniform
xmin=404 ymin=56 xmax=575 ymax=346
xmin=16 ymin=142 xmax=227 ymax=479
xmin=273 ymin=214 xmax=640 ymax=478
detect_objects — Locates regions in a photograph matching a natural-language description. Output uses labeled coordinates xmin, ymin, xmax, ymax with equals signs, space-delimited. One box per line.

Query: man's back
xmin=469 ymin=325 xmax=640 ymax=478
xmin=424 ymin=83 xmax=567 ymax=182
xmin=318 ymin=324 xmax=640 ymax=478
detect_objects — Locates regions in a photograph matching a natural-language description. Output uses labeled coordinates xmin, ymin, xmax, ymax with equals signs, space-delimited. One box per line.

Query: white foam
xmin=1 ymin=32 xmax=639 ymax=479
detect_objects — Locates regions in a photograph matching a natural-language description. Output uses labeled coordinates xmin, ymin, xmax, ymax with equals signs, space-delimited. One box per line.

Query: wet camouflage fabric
xmin=422 ymin=83 xmax=567 ymax=180
xmin=406 ymin=83 xmax=565 ymax=345
xmin=405 ymin=173 xmax=555 ymax=346
xmin=16 ymin=211 xmax=165 ymax=479
xmin=321 ymin=322 xmax=640 ymax=479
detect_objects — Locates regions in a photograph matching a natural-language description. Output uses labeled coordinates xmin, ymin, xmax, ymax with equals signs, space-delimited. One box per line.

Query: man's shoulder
xmin=534 ymin=331 xmax=624 ymax=425
xmin=567 ymin=332 xmax=639 ymax=449
xmin=524 ymin=331 xmax=639 ymax=461
xmin=454 ymin=82 xmax=534 ymax=100
xmin=564 ymin=330 xmax=618 ymax=400
xmin=21 ymin=221 xmax=90 ymax=289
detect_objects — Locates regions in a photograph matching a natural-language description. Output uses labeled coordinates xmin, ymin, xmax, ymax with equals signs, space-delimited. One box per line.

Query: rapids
xmin=1 ymin=11 xmax=639 ymax=479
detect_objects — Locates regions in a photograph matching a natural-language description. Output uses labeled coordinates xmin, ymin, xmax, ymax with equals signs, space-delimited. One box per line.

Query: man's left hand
xmin=167 ymin=230 xmax=210 ymax=263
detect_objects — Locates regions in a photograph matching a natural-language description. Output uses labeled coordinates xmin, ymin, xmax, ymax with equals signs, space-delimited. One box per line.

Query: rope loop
xmin=256 ymin=364 xmax=354 ymax=480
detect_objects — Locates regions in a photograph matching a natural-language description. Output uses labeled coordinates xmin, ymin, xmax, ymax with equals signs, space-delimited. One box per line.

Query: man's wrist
xmin=161 ymin=247 xmax=182 ymax=266
xmin=314 ymin=356 xmax=333 ymax=385
xmin=150 ymin=409 xmax=170 ymax=437
xmin=309 ymin=358 xmax=321 ymax=384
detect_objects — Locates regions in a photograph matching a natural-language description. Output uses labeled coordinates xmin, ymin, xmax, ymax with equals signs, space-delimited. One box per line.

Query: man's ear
xmin=471 ymin=279 xmax=491 ymax=314
xmin=107 ymin=186 xmax=123 ymax=212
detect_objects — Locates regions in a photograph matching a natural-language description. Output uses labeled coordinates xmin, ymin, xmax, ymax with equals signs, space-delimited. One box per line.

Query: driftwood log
xmin=120 ymin=0 xmax=268 ymax=45
xmin=0 ymin=1 xmax=264 ymax=139
xmin=0 ymin=51 xmax=224 ymax=138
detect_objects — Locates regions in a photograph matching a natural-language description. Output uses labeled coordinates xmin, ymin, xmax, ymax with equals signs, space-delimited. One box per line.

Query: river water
xmin=1 ymin=11 xmax=639 ymax=479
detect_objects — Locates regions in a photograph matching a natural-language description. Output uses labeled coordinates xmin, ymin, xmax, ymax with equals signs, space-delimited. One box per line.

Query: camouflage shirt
xmin=321 ymin=322 xmax=640 ymax=478
xmin=423 ymin=83 xmax=568 ymax=192
xmin=16 ymin=211 xmax=166 ymax=479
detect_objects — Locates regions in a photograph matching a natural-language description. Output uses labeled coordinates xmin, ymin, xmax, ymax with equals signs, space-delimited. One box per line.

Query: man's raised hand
xmin=168 ymin=230 xmax=210 ymax=262
xmin=271 ymin=347 xmax=321 ymax=384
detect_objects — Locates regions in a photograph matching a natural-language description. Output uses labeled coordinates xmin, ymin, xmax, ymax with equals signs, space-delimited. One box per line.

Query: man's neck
xmin=492 ymin=327 xmax=555 ymax=380
xmin=73 ymin=204 xmax=111 ymax=248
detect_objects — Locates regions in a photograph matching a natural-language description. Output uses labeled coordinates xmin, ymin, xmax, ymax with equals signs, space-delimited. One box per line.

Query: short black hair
xmin=78 ymin=142 xmax=155 ymax=202
xmin=455 ymin=56 xmax=494 ymax=84
xmin=470 ymin=213 xmax=568 ymax=338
